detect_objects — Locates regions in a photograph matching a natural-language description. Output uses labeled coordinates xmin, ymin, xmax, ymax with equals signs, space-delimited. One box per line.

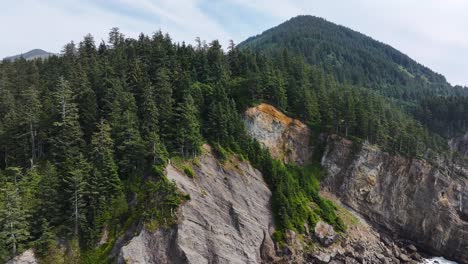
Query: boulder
xmin=398 ymin=253 xmax=412 ymax=263
xmin=314 ymin=221 xmax=336 ymax=247
xmin=6 ymin=250 xmax=37 ymax=264
xmin=313 ymin=253 xmax=331 ymax=263
xmin=406 ymin=244 xmax=417 ymax=253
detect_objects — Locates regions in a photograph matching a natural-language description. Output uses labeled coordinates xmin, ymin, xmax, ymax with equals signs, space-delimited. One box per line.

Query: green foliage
xmin=173 ymin=94 xmax=203 ymax=157
xmin=183 ymin=166 xmax=195 ymax=179
xmin=139 ymin=170 xmax=189 ymax=231
xmin=239 ymin=15 xmax=468 ymax=101
xmin=0 ymin=181 xmax=31 ymax=257
xmin=415 ymin=95 xmax=468 ymax=138
xmin=214 ymin=133 xmax=346 ymax=235
xmin=0 ymin=24 xmax=463 ymax=260
xmin=211 ymin=143 xmax=229 ymax=161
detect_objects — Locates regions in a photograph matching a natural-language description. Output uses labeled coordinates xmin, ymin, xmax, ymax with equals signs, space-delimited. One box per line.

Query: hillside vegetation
xmin=239 ymin=15 xmax=468 ymax=102
xmin=0 ymin=22 xmax=461 ymax=262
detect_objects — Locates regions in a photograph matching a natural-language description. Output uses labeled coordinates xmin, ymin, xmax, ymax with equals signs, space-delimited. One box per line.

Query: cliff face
xmin=243 ymin=104 xmax=426 ymax=263
xmin=117 ymin=103 xmax=467 ymax=264
xmin=119 ymin=145 xmax=275 ymax=263
xmin=450 ymin=132 xmax=468 ymax=156
xmin=244 ymin=103 xmax=312 ymax=165
xmin=321 ymin=136 xmax=468 ymax=263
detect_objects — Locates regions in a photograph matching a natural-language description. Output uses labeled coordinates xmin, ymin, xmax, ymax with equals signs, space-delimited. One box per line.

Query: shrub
xmin=183 ymin=166 xmax=195 ymax=178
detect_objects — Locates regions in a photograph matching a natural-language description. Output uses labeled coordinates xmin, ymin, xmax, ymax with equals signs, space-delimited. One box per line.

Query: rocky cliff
xmin=321 ymin=136 xmax=468 ymax=263
xmin=242 ymin=104 xmax=430 ymax=264
xmin=244 ymin=103 xmax=311 ymax=165
xmin=119 ymin=145 xmax=276 ymax=263
xmin=450 ymin=132 xmax=468 ymax=156
xmin=116 ymin=103 xmax=467 ymax=264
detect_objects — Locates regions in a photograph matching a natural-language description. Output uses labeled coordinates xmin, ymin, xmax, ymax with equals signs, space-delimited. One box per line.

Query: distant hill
xmin=239 ymin=15 xmax=466 ymax=100
xmin=3 ymin=49 xmax=56 ymax=61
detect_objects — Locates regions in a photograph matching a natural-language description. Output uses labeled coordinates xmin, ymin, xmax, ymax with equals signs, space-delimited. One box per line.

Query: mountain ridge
xmin=3 ymin=48 xmax=56 ymax=61
xmin=238 ymin=15 xmax=467 ymax=100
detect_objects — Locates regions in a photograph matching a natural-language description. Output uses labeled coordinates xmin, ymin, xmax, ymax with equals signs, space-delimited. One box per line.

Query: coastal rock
xmin=449 ymin=132 xmax=468 ymax=156
xmin=314 ymin=221 xmax=336 ymax=246
xmin=244 ymin=103 xmax=312 ymax=165
xmin=119 ymin=145 xmax=274 ymax=263
xmin=321 ymin=136 xmax=468 ymax=263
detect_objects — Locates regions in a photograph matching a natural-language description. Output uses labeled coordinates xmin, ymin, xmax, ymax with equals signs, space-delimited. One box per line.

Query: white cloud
xmin=0 ymin=0 xmax=229 ymax=58
xmin=1 ymin=0 xmax=467 ymax=85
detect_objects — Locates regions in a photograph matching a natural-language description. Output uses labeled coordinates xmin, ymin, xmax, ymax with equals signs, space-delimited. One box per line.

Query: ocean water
xmin=423 ymin=257 xmax=458 ymax=264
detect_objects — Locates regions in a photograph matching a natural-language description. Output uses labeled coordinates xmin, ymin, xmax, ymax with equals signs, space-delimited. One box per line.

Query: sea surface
xmin=423 ymin=257 xmax=458 ymax=264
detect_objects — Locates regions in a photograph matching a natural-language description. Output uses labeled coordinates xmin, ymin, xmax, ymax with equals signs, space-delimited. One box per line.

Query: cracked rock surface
xmin=119 ymin=145 xmax=275 ymax=264
xmin=244 ymin=103 xmax=312 ymax=165
xmin=321 ymin=136 xmax=468 ymax=263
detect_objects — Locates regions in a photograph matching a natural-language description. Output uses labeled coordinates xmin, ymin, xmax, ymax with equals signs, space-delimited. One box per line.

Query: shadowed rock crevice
xmin=229 ymin=203 xmax=242 ymax=235
xmin=322 ymin=136 xmax=468 ymax=263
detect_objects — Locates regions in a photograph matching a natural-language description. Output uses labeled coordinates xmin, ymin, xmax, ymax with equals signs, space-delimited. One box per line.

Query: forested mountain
xmin=239 ymin=15 xmax=468 ymax=101
xmin=0 ymin=21 xmax=465 ymax=263
xmin=3 ymin=49 xmax=56 ymax=61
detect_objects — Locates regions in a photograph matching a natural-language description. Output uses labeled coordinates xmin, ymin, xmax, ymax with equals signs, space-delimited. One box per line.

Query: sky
xmin=1 ymin=0 xmax=468 ymax=86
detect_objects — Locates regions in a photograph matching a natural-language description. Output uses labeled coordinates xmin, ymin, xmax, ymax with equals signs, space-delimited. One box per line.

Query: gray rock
xmin=406 ymin=244 xmax=417 ymax=253
xmin=314 ymin=221 xmax=336 ymax=247
xmin=398 ymin=254 xmax=411 ymax=262
xmin=321 ymin=136 xmax=468 ymax=263
xmin=314 ymin=253 xmax=331 ymax=263
xmin=375 ymin=253 xmax=385 ymax=260
xmin=260 ymin=230 xmax=280 ymax=262
xmin=119 ymin=145 xmax=275 ymax=263
xmin=344 ymin=256 xmax=360 ymax=264
xmin=244 ymin=103 xmax=312 ymax=165
xmin=352 ymin=242 xmax=365 ymax=254
xmin=410 ymin=252 xmax=422 ymax=261
xmin=6 ymin=250 xmax=37 ymax=264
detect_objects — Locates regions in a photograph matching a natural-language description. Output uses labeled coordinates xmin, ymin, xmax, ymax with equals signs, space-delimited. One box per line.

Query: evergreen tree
xmin=20 ymin=85 xmax=42 ymax=167
xmin=49 ymin=77 xmax=85 ymax=166
xmin=154 ymin=67 xmax=174 ymax=142
xmin=90 ymin=120 xmax=123 ymax=201
xmin=63 ymin=154 xmax=90 ymax=237
xmin=174 ymin=94 xmax=202 ymax=157
xmin=36 ymin=162 xmax=61 ymax=226
xmin=0 ymin=181 xmax=30 ymax=256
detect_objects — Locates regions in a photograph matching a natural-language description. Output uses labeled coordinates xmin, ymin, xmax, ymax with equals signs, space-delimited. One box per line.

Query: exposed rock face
xmin=244 ymin=103 xmax=312 ymax=165
xmin=6 ymin=250 xmax=37 ymax=264
xmin=450 ymin=132 xmax=468 ymax=156
xmin=321 ymin=136 xmax=468 ymax=263
xmin=119 ymin=145 xmax=275 ymax=263
xmin=314 ymin=221 xmax=336 ymax=247
xmin=242 ymin=104 xmax=425 ymax=263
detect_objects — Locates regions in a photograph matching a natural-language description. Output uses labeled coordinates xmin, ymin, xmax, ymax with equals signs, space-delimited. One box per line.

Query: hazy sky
xmin=1 ymin=0 xmax=468 ymax=85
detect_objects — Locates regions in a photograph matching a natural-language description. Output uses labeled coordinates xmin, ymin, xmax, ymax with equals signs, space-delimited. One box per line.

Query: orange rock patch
xmin=256 ymin=103 xmax=306 ymax=128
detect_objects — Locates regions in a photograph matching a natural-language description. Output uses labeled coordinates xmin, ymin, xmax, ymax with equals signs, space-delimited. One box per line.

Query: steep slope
xmin=3 ymin=49 xmax=55 ymax=61
xmin=119 ymin=145 xmax=276 ymax=263
xmin=450 ymin=132 xmax=468 ymax=156
xmin=117 ymin=105 xmax=433 ymax=264
xmin=239 ymin=15 xmax=466 ymax=99
xmin=244 ymin=103 xmax=311 ymax=165
xmin=321 ymin=136 xmax=468 ymax=263
xmin=242 ymin=104 xmax=430 ymax=263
